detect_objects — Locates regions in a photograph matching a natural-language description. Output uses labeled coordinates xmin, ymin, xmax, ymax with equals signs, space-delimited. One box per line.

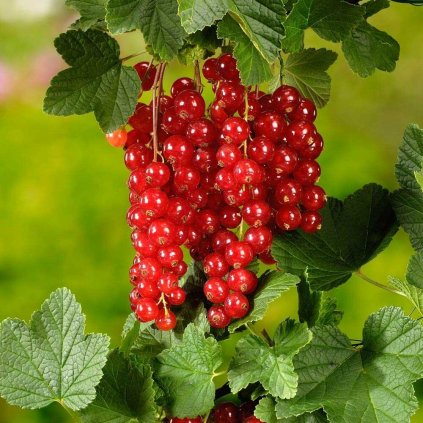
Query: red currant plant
xmin=1 ymin=1 xmax=423 ymax=423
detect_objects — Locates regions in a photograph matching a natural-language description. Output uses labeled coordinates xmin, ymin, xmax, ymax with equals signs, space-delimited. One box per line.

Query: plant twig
xmin=355 ymin=270 xmax=406 ymax=297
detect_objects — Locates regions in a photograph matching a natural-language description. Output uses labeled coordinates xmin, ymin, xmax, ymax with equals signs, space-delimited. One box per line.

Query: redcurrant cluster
xmin=106 ymin=52 xmax=326 ymax=331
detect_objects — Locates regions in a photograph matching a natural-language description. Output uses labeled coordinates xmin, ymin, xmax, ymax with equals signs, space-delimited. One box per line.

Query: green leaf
xmin=217 ymin=15 xmax=273 ymax=86
xmin=227 ymin=0 xmax=286 ymax=63
xmin=0 ymin=288 xmax=109 ymax=410
xmin=282 ymin=0 xmax=363 ymax=53
xmin=297 ymin=276 xmax=321 ymax=327
xmin=44 ymin=29 xmax=140 ymax=133
xmin=272 ymin=184 xmax=399 ymax=291
xmin=255 ymin=396 xmax=279 ymax=423
xmin=363 ymin=0 xmax=390 ymax=17
xmin=66 ymin=0 xmax=107 ymax=30
xmin=316 ymin=297 xmax=343 ymax=326
xmin=228 ymin=271 xmax=299 ymax=333
xmin=80 ymin=350 xmax=156 ymax=423
xmin=228 ymin=320 xmax=311 ymax=399
xmin=406 ymin=251 xmax=423 ymax=289
xmin=106 ymin=0 xmax=186 ymax=61
xmin=283 ymin=48 xmax=337 ymax=107
xmin=342 ymin=20 xmax=399 ymax=77
xmin=178 ymin=0 xmax=228 ymax=34
xmin=154 ymin=324 xmax=222 ymax=417
xmin=276 ymin=307 xmax=423 ymax=423
xmin=389 ymin=276 xmax=423 ymax=316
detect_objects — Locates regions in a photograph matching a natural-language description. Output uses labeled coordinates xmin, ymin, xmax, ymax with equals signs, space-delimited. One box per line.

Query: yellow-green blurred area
xmin=0 ymin=1 xmax=423 ymax=422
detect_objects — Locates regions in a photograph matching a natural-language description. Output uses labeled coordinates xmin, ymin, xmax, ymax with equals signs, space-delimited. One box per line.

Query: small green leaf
xmin=154 ymin=324 xmax=222 ymax=417
xmin=217 ymin=15 xmax=273 ymax=86
xmin=272 ymin=184 xmax=398 ymax=291
xmin=282 ymin=0 xmax=363 ymax=53
xmin=276 ymin=307 xmax=423 ymax=423
xmin=297 ymin=276 xmax=321 ymax=328
xmin=178 ymin=0 xmax=228 ymax=34
xmin=228 ymin=271 xmax=299 ymax=332
xmin=80 ymin=350 xmax=156 ymax=423
xmin=283 ymin=48 xmax=337 ymax=107
xmin=228 ymin=0 xmax=286 ymax=63
xmin=342 ymin=20 xmax=399 ymax=77
xmin=106 ymin=0 xmax=186 ymax=61
xmin=406 ymin=252 xmax=423 ymax=289
xmin=44 ymin=29 xmax=140 ymax=133
xmin=66 ymin=0 xmax=107 ymax=30
xmin=363 ymin=0 xmax=390 ymax=17
xmin=389 ymin=276 xmax=423 ymax=316
xmin=316 ymin=297 xmax=343 ymax=326
xmin=255 ymin=396 xmax=278 ymax=423
xmin=0 ymin=288 xmax=109 ymax=410
xmin=273 ymin=319 xmax=313 ymax=357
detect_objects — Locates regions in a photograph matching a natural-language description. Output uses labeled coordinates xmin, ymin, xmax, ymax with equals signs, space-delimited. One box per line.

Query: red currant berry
xmin=170 ymin=418 xmax=202 ymax=423
xmin=202 ymin=57 xmax=221 ymax=82
xmin=233 ymin=159 xmax=264 ymax=185
xmin=174 ymin=225 xmax=189 ymax=245
xmin=223 ymin=186 xmax=252 ymax=207
xmin=302 ymin=185 xmax=327 ymax=211
xmin=207 ymin=305 xmax=231 ymax=329
xmin=258 ymin=250 xmax=276 ymax=265
xmin=221 ymin=117 xmax=250 ymax=145
xmin=301 ymin=211 xmax=323 ymax=233
xmin=250 ymin=184 xmax=269 ymax=201
xmin=286 ymin=121 xmax=318 ymax=151
xmin=272 ymin=85 xmax=301 ymax=114
xmin=242 ymin=201 xmax=271 ymax=227
xmin=166 ymin=287 xmax=186 ymax=306
xmin=134 ymin=62 xmax=157 ymax=91
xmin=219 ymin=206 xmax=242 ymax=229
xmin=132 ymin=230 xmax=157 ymax=257
xmin=127 ymin=204 xmax=152 ymax=230
xmin=216 ymin=82 xmax=245 ymax=112
xmin=196 ymin=209 xmax=220 ymax=234
xmin=106 ymin=129 xmax=127 ymax=148
xmin=293 ymin=160 xmax=321 ymax=185
xmin=271 ymin=145 xmax=298 ymax=175
xmin=225 ymin=241 xmax=254 ymax=269
xmin=135 ymin=298 xmax=159 ymax=322
xmin=161 ymin=107 xmax=188 ymax=135
xmin=157 ymin=272 xmax=179 ymax=294
xmin=129 ymin=104 xmax=153 ymax=134
xmin=138 ymin=257 xmax=161 ymax=282
xmin=218 ymin=53 xmax=240 ymax=81
xmin=212 ymin=230 xmax=238 ymax=254
xmin=140 ymin=188 xmax=169 ymax=219
xmin=253 ymin=112 xmax=287 ymax=142
xmin=247 ymin=136 xmax=275 ymax=164
xmin=275 ymin=205 xmax=302 ymax=231
xmin=155 ymin=309 xmax=177 ymax=331
xmin=213 ymin=402 xmax=240 ymax=423
xmin=204 ymin=277 xmax=230 ymax=303
xmin=203 ymin=253 xmax=229 ymax=278
xmin=215 ymin=168 xmax=239 ymax=191
xmin=174 ymin=167 xmax=201 ymax=193
xmin=224 ymin=292 xmax=250 ymax=319
xmin=186 ymin=226 xmax=202 ymax=247
xmin=148 ymin=219 xmax=177 ymax=246
xmin=167 ymin=197 xmax=194 ymax=225
xmin=125 ymin=129 xmax=151 ymax=149
xmin=157 ymin=245 xmax=183 ymax=268
xmin=163 ymin=135 xmax=194 ymax=167
xmin=289 ymin=98 xmax=317 ymax=122
xmin=150 ymin=94 xmax=174 ymax=113
xmin=129 ymin=288 xmax=141 ymax=311
xmin=193 ymin=147 xmax=217 ymax=173
xmin=125 ymin=145 xmax=153 ymax=171
xmin=186 ymin=118 xmax=217 ymax=147
xmin=145 ymin=162 xmax=171 ymax=187
xmin=244 ymin=226 xmax=273 ymax=254
xmin=244 ymin=417 xmax=264 ymax=423
xmin=186 ymin=188 xmax=209 ymax=209
xmin=216 ymin=144 xmax=242 ymax=168
xmin=137 ymin=280 xmax=161 ymax=299
xmin=174 ymin=260 xmax=188 ymax=276
xmin=174 ymin=90 xmax=205 ymax=121
xmin=227 ymin=269 xmax=258 ymax=294
xmin=210 ymin=100 xmax=230 ymax=124
xmin=300 ymin=133 xmax=324 ymax=159
xmin=259 ymin=94 xmax=275 ymax=112
xmin=129 ymin=264 xmax=141 ymax=285
xmin=275 ymin=179 xmax=303 ymax=205
xmin=238 ymin=97 xmax=261 ymax=121
xmin=171 ymin=77 xmax=196 ymax=97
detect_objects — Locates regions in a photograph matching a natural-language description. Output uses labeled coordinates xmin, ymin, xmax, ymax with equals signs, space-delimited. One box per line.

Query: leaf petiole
xmin=355 ymin=269 xmax=406 ymax=297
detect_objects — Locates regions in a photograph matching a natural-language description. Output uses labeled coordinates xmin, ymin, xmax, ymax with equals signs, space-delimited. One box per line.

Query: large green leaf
xmin=217 ymin=15 xmax=273 ymax=86
xmin=178 ymin=0 xmax=228 ymax=33
xmin=272 ymin=184 xmax=398 ymax=291
xmin=228 ymin=271 xmax=299 ymax=332
xmin=282 ymin=0 xmax=363 ymax=53
xmin=106 ymin=0 xmax=186 ymax=61
xmin=276 ymin=307 xmax=423 ymax=422
xmin=227 ymin=0 xmax=286 ymax=63
xmin=44 ymin=29 xmax=140 ymax=133
xmin=283 ymin=48 xmax=337 ymax=107
xmin=342 ymin=20 xmax=399 ymax=77
xmin=80 ymin=350 xmax=156 ymax=423
xmin=154 ymin=324 xmax=222 ymax=417
xmin=66 ymin=0 xmax=107 ymax=29
xmin=228 ymin=320 xmax=311 ymax=399
xmin=0 ymin=288 xmax=109 ymax=410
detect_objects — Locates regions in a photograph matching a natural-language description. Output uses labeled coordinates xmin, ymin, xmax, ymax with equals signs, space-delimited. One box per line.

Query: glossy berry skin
xmin=129 ymin=264 xmax=141 ymax=285
xmin=167 ymin=197 xmax=194 ymax=225
xmin=193 ymin=147 xmax=217 ymax=173
xmin=224 ymin=292 xmax=250 ymax=319
xmin=238 ymin=97 xmax=261 ymax=121
xmin=135 ymin=298 xmax=159 ymax=322
xmin=148 ymin=219 xmax=177 ymax=246
xmin=157 ymin=272 xmax=179 ymax=294
xmin=217 ymin=144 xmax=242 ymax=168
xmin=223 ymin=186 xmax=252 ymax=207
xmin=210 ymin=100 xmax=230 ymax=124
xmin=244 ymin=226 xmax=273 ymax=254
xmin=208 ymin=305 xmax=231 ymax=329
xmin=216 ymin=82 xmax=245 ymax=112
xmin=125 ymin=129 xmax=151 ymax=149
xmin=203 ymin=253 xmax=229 ymax=277
xmin=171 ymin=77 xmax=196 ymax=97
xmin=233 ymin=159 xmax=264 ymax=185
xmin=275 ymin=179 xmax=303 ymax=205
xmin=150 ymin=94 xmax=174 ymax=113
xmin=196 ymin=209 xmax=220 ymax=234
xmin=132 ymin=231 xmax=157 ymax=257
xmin=225 ymin=241 xmax=254 ymax=269
xmin=219 ymin=206 xmax=242 ymax=229
xmin=129 ymin=104 xmax=153 ymax=134
xmin=106 ymin=129 xmax=127 ymax=148
xmin=174 ymin=90 xmax=205 ymax=121
xmin=271 ymin=145 xmax=298 ymax=175
xmin=221 ymin=117 xmax=250 ymax=145
xmin=174 ymin=167 xmax=201 ymax=192
xmin=157 ymin=245 xmax=183 ymax=268
xmin=302 ymin=185 xmax=327 ymax=211
xmin=216 ymin=168 xmax=239 ymax=191
xmin=247 ymin=136 xmax=275 ymax=164
xmin=166 ymin=287 xmax=186 ymax=306
xmin=212 ymin=230 xmax=238 ymax=253
xmin=293 ymin=160 xmax=321 ymax=185
xmin=272 ymin=85 xmax=301 ymax=114
xmin=155 ymin=309 xmax=177 ymax=331
xmin=186 ymin=118 xmax=217 ymax=146
xmin=300 ymin=133 xmax=324 ymax=159
xmin=253 ymin=112 xmax=287 ymax=142
xmin=202 ymin=57 xmax=220 ymax=82
xmin=161 ymin=107 xmax=188 ymax=135
xmin=227 ymin=269 xmax=258 ymax=294
xmin=244 ymin=417 xmax=264 ymax=423
xmin=124 ymin=145 xmax=153 ymax=171
xmin=137 ymin=280 xmax=161 ymax=299
xmin=301 ymin=211 xmax=322 ymax=233
xmin=218 ymin=53 xmax=240 ymax=81
xmin=275 ymin=205 xmax=302 ymax=231
xmin=138 ymin=258 xmax=161 ymax=282
xmin=140 ymin=188 xmax=169 ymax=219
xmin=258 ymin=250 xmax=276 ymax=265
xmin=204 ymin=277 xmax=230 ymax=303
xmin=213 ymin=402 xmax=240 ymax=423
xmin=242 ymin=201 xmax=271 ymax=227
xmin=129 ymin=288 xmax=141 ymax=311
xmin=286 ymin=121 xmax=317 ymax=151
xmin=289 ymin=98 xmax=317 ymax=122
xmin=127 ymin=204 xmax=150 ymax=229
xmin=163 ymin=135 xmax=194 ymax=167
xmin=145 ymin=162 xmax=170 ymax=187
xmin=134 ymin=62 xmax=157 ymax=91
xmin=170 ymin=418 xmax=202 ymax=423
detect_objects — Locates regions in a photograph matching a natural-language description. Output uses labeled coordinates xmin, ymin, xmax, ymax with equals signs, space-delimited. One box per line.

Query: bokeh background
xmin=0 ymin=1 xmax=422 ymax=422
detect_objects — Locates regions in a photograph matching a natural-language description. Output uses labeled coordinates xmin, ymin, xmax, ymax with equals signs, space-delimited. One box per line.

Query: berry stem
xmin=121 ymin=51 xmax=146 ymax=62
xmin=151 ymin=62 xmax=163 ymax=162
xmin=194 ymin=59 xmax=204 ymax=93
xmin=355 ymin=270 xmax=406 ymax=297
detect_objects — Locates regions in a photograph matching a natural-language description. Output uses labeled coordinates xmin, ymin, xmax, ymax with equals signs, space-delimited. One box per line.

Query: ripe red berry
xmin=216 ymin=168 xmax=239 ymax=191
xmin=163 ymin=135 xmax=194 ymax=167
xmin=301 ymin=211 xmax=323 ymax=233
xmin=137 ymin=280 xmax=161 ymax=299
xmin=227 ymin=269 xmax=258 ymax=294
xmin=275 ymin=179 xmax=303 ymax=206
xmin=148 ymin=219 xmax=177 ymax=246
xmin=125 ymin=129 xmax=151 ymax=149
xmin=218 ymin=53 xmax=240 ymax=81
xmin=134 ymin=62 xmax=157 ymax=91
xmin=302 ymin=185 xmax=327 ymax=211
xmin=275 ymin=205 xmax=302 ymax=231
xmin=157 ymin=245 xmax=183 ymax=268
xmin=213 ymin=402 xmax=240 ymax=423
xmin=138 ymin=257 xmax=161 ymax=282
xmin=145 ymin=162 xmax=171 ymax=187
xmin=300 ymin=132 xmax=324 ymax=159
xmin=132 ymin=230 xmax=157 ymax=257
xmin=242 ymin=201 xmax=271 ymax=227
xmin=212 ymin=230 xmax=238 ymax=253
xmin=129 ymin=288 xmax=141 ymax=311
xmin=174 ymin=90 xmax=205 ymax=120
xmin=167 ymin=197 xmax=194 ymax=225
xmin=217 ymin=144 xmax=243 ymax=168
xmin=106 ymin=129 xmax=127 ymax=148
xmin=135 ymin=298 xmax=159 ymax=322
xmin=204 ymin=277 xmax=230 ymax=303
xmin=140 ymin=188 xmax=169 ymax=219
xmin=157 ymin=272 xmax=179 ymax=294
xmin=155 ymin=308 xmax=177 ymax=331
xmin=174 ymin=167 xmax=201 ymax=192
xmin=129 ymin=103 xmax=153 ymax=134
xmin=233 ymin=159 xmax=264 ymax=185
xmin=216 ymin=82 xmax=245 ymax=112
xmin=244 ymin=417 xmax=264 ymax=423
xmin=166 ymin=287 xmax=186 ymax=306
xmin=289 ymin=98 xmax=317 ymax=122
xmin=286 ymin=121 xmax=318 ymax=151
xmin=196 ymin=209 xmax=220 ymax=234
xmin=272 ymin=85 xmax=301 ymax=114
xmin=247 ymin=136 xmax=275 ymax=164
xmin=244 ymin=226 xmax=273 ymax=254
xmin=186 ymin=118 xmax=217 ymax=146
xmin=202 ymin=57 xmax=220 ymax=82
xmin=219 ymin=206 xmax=242 ymax=229
xmin=127 ymin=204 xmax=151 ymax=229
xmin=238 ymin=97 xmax=261 ymax=121
xmin=208 ymin=305 xmax=231 ymax=328
xmin=224 ymin=292 xmax=250 ymax=319
xmin=171 ymin=77 xmax=196 ymax=97
xmin=271 ymin=145 xmax=298 ymax=175
xmin=293 ymin=160 xmax=321 ymax=185
xmin=253 ymin=112 xmax=287 ymax=142
xmin=221 ymin=117 xmax=250 ymax=145
xmin=161 ymin=107 xmax=188 ymax=135
xmin=210 ymin=100 xmax=230 ymax=124
xmin=203 ymin=253 xmax=229 ymax=277
xmin=225 ymin=241 xmax=254 ymax=268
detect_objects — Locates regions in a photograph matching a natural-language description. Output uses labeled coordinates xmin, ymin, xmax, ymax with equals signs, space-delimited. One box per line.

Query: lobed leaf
xmin=66 ymin=0 xmax=107 ymax=30
xmin=0 ymin=288 xmax=109 ymax=410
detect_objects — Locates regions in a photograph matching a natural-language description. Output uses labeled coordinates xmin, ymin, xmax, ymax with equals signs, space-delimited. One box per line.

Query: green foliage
xmin=0 ymin=288 xmax=109 ymax=411
xmin=66 ymin=0 xmax=107 ymax=29
xmin=272 ymin=184 xmax=399 ymax=290
xmin=43 ymin=29 xmax=140 ymax=133
xmin=80 ymin=350 xmax=157 ymax=422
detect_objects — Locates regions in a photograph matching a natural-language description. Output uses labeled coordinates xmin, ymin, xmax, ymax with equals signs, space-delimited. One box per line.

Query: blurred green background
xmin=0 ymin=1 xmax=423 ymax=422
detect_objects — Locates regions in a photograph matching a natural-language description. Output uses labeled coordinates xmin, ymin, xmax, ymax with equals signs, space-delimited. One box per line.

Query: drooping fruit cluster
xmin=106 ymin=53 xmax=326 ymax=331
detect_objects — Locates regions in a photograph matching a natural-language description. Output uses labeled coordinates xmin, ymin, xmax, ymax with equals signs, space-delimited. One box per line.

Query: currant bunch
xmin=105 ymin=52 xmax=326 ymax=331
